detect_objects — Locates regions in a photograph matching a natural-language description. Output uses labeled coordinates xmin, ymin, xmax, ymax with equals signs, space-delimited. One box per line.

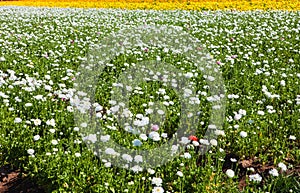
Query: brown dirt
xmin=220 ymin=154 xmax=300 ymax=191
xmin=0 ymin=165 xmax=45 ymax=193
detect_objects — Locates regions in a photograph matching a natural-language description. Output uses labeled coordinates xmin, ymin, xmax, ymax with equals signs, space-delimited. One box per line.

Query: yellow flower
xmin=0 ymin=0 xmax=299 ymax=10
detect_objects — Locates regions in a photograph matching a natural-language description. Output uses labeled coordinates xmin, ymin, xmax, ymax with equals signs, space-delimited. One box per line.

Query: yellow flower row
xmin=0 ymin=0 xmax=299 ymax=10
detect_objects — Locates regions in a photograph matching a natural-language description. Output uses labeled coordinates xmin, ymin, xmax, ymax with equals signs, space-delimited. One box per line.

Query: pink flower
xmin=151 ymin=124 xmax=159 ymax=131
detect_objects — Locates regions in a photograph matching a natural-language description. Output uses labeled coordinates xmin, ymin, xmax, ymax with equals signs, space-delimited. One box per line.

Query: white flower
xmin=95 ymin=105 xmax=103 ymax=111
xmin=163 ymin=95 xmax=170 ymax=100
xmin=162 ymin=101 xmax=169 ymax=106
xmin=192 ymin=141 xmax=199 ymax=146
xmin=96 ymin=112 xmax=102 ymax=118
xmin=134 ymin=155 xmax=143 ymax=163
xmin=189 ymin=97 xmax=200 ymax=104
xmin=240 ymin=131 xmax=247 ymax=138
xmin=148 ymin=102 xmax=154 ymax=106
xmin=133 ymin=116 xmax=149 ymax=127
xmin=67 ymin=106 xmax=74 ymax=112
xmin=171 ymin=145 xmax=178 ymax=154
xmin=100 ymin=135 xmax=110 ymax=142
xmin=105 ymin=148 xmax=118 ymax=156
xmin=176 ymin=171 xmax=183 ymax=177
xmin=215 ymin=129 xmax=225 ymax=136
xmin=33 ymin=119 xmax=41 ymax=126
xmin=161 ymin=133 xmax=168 ymax=138
xmin=45 ymin=75 xmax=51 ymax=80
xmin=152 ymin=187 xmax=164 ymax=193
xmin=108 ymin=100 xmax=117 ymax=105
xmin=25 ymin=103 xmax=33 ymax=107
xmin=44 ymin=85 xmax=52 ymax=91
xmin=49 ymin=129 xmax=56 ymax=133
xmin=151 ymin=177 xmax=163 ymax=186
xmin=149 ymin=131 xmax=160 ymax=141
xmin=130 ymin=165 xmax=143 ymax=173
xmin=51 ymin=139 xmax=58 ymax=145
xmin=278 ymin=162 xmax=287 ymax=171
xmin=269 ymin=168 xmax=279 ymax=177
xmin=180 ymin=137 xmax=190 ymax=145
xmin=75 ymin=153 xmax=81 ymax=157
xmin=110 ymin=105 xmax=120 ymax=113
xmin=14 ymin=117 xmax=22 ymax=123
xmin=247 ymin=167 xmax=255 ymax=172
xmin=185 ymin=72 xmax=193 ymax=78
xmin=230 ymin=158 xmax=237 ymax=162
xmin=0 ymin=56 xmax=6 ymax=61
xmin=46 ymin=119 xmax=56 ymax=127
xmin=83 ymin=134 xmax=97 ymax=143
xmin=249 ymin=173 xmax=262 ymax=182
xmin=183 ymin=88 xmax=192 ymax=97
xmin=80 ymin=122 xmax=87 ymax=128
xmin=257 ymin=110 xmax=265 ymax=115
xmin=147 ymin=168 xmax=155 ymax=175
xmin=238 ymin=109 xmax=246 ymax=116
xmin=157 ymin=109 xmax=164 ymax=115
xmin=225 ymin=169 xmax=235 ymax=178
xmin=104 ymin=162 xmax=111 ymax=168
xmin=33 ymin=95 xmax=44 ymax=100
xmin=122 ymin=154 xmax=133 ymax=163
xmin=140 ymin=134 xmax=148 ymax=141
xmin=33 ymin=135 xmax=40 ymax=141
xmin=145 ymin=108 xmax=154 ymax=115
xmin=27 ymin=148 xmax=35 ymax=155
xmin=234 ymin=113 xmax=242 ymax=120
xmin=152 ymin=135 xmax=161 ymax=141
xmin=181 ymin=152 xmax=191 ymax=159
xmin=289 ymin=135 xmax=296 ymax=140
xmin=210 ymin=139 xmax=218 ymax=146
xmin=199 ymin=139 xmax=210 ymax=145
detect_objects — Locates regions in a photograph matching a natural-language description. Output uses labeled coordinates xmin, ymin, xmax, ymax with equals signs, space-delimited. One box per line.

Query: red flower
xmin=189 ymin=135 xmax=198 ymax=141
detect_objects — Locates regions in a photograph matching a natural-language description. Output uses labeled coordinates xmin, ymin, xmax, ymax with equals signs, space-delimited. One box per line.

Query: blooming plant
xmin=0 ymin=6 xmax=299 ymax=192
xmin=0 ymin=0 xmax=299 ymax=10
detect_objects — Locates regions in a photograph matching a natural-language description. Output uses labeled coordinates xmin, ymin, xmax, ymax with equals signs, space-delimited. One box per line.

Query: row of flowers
xmin=0 ymin=6 xmax=299 ymax=192
xmin=0 ymin=0 xmax=299 ymax=10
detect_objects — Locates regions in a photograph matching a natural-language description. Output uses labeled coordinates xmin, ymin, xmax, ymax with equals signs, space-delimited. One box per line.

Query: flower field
xmin=0 ymin=0 xmax=299 ymax=10
xmin=0 ymin=5 xmax=300 ymax=193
